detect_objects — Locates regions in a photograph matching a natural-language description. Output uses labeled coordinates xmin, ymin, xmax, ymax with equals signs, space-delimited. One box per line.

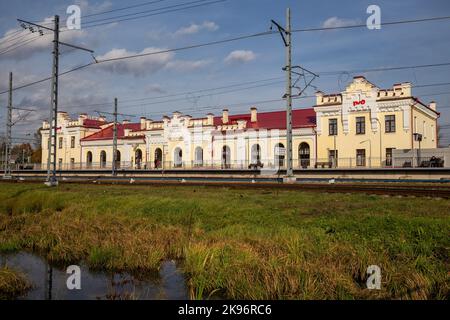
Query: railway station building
xmin=40 ymin=76 xmax=440 ymax=170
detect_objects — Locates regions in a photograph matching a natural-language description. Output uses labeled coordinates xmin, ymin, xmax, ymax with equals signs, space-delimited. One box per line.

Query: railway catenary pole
xmin=285 ymin=8 xmax=293 ymax=177
xmin=17 ymin=16 xmax=93 ymax=182
xmin=3 ymin=72 xmax=12 ymax=179
xmin=112 ymin=98 xmax=118 ymax=176
xmin=271 ymin=8 xmax=293 ymax=177
xmin=46 ymin=15 xmax=60 ymax=186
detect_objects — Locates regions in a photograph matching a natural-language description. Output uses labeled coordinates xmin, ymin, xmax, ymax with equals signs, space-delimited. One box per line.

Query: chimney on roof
xmin=429 ymin=101 xmax=437 ymax=111
xmin=122 ymin=119 xmax=130 ymax=124
xmin=206 ymin=113 xmax=214 ymax=126
xmin=140 ymin=117 xmax=146 ymax=130
xmin=315 ymin=91 xmax=324 ymax=106
xmin=250 ymin=107 xmax=257 ymax=122
xmin=222 ymin=109 xmax=229 ymax=124
xmin=145 ymin=118 xmax=153 ymax=129
xmin=78 ymin=113 xmax=87 ymax=124
xmin=173 ymin=111 xmax=181 ymax=118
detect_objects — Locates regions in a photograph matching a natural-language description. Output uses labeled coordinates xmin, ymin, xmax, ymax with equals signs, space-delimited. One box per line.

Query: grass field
xmin=0 ymin=267 xmax=30 ymax=299
xmin=0 ymin=182 xmax=448 ymax=299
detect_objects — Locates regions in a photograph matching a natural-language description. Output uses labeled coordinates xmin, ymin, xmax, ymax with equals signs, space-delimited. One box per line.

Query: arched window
xmin=154 ymin=148 xmax=162 ymax=169
xmin=86 ymin=151 xmax=93 ymax=168
xmin=135 ymin=149 xmax=143 ymax=169
xmin=274 ymin=143 xmax=285 ymax=168
xmin=299 ymin=142 xmax=310 ymax=168
xmin=195 ymin=147 xmax=203 ymax=167
xmin=100 ymin=151 xmax=106 ymax=168
xmin=251 ymin=144 xmax=261 ymax=164
xmin=174 ymin=147 xmax=183 ymax=168
xmin=222 ymin=145 xmax=231 ymax=169
xmin=115 ymin=150 xmax=121 ymax=169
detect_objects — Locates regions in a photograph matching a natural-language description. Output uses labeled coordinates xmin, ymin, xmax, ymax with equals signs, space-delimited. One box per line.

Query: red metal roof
xmin=81 ymin=108 xmax=316 ymax=141
xmin=81 ymin=123 xmax=143 ymax=141
xmin=82 ymin=118 xmax=107 ymax=128
xmin=213 ymin=108 xmax=316 ymax=129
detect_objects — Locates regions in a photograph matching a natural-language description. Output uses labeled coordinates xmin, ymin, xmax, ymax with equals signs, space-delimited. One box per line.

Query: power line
xmin=82 ymin=0 xmax=217 ymax=25
xmin=413 ymin=82 xmax=450 ymax=89
xmin=2 ymin=13 xmax=450 ymax=95
xmin=83 ymin=0 xmax=168 ymax=18
xmin=0 ymin=28 xmax=26 ymax=42
xmin=318 ymin=63 xmax=450 ymax=76
xmin=0 ymin=34 xmax=49 ymax=56
xmin=108 ymin=80 xmax=285 ymax=109
xmin=292 ymin=15 xmax=450 ymax=32
xmin=40 ymin=0 xmax=226 ymax=31
xmin=420 ymin=91 xmax=450 ymax=97
xmin=34 ymin=0 xmax=169 ymax=25
xmin=2 ymin=0 xmax=225 ymax=56
xmin=83 ymin=0 xmax=227 ymax=29
xmin=0 ymin=31 xmax=33 ymax=46
xmin=59 ymin=76 xmax=284 ymax=109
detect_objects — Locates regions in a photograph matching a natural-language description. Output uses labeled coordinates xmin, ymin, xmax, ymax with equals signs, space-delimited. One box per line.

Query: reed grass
xmin=0 ymin=183 xmax=448 ymax=299
xmin=0 ymin=267 xmax=31 ymax=299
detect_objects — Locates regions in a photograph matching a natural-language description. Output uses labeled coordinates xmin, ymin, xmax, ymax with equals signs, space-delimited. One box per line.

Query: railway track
xmin=2 ymin=175 xmax=450 ymax=198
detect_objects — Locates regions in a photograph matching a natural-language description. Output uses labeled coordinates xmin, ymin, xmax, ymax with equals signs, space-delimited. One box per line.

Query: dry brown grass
xmin=0 ymin=267 xmax=31 ymax=300
xmin=0 ymin=183 xmax=448 ymax=300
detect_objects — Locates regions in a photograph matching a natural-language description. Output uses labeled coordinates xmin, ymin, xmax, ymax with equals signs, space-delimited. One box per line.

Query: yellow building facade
xmin=314 ymin=76 xmax=439 ymax=167
xmin=41 ymin=77 xmax=440 ymax=170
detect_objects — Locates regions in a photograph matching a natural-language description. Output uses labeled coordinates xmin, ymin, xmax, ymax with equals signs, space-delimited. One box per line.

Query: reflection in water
xmin=0 ymin=252 xmax=188 ymax=300
xmin=46 ymin=263 xmax=52 ymax=300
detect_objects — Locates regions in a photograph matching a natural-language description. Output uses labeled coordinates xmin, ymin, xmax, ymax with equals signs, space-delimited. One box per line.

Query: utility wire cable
xmin=292 ymin=15 xmax=450 ymax=33
xmin=2 ymin=12 xmax=450 ymax=94
xmin=59 ymin=76 xmax=284 ymax=109
xmin=83 ymin=0 xmax=167 ymax=18
xmin=81 ymin=0 xmax=227 ymax=29
xmin=82 ymin=0 xmax=216 ymax=25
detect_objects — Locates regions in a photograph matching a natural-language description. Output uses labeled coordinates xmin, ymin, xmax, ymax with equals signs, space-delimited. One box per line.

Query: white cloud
xmin=95 ymin=47 xmax=174 ymax=77
xmin=174 ymin=21 xmax=219 ymax=36
xmin=224 ymin=50 xmax=256 ymax=64
xmin=74 ymin=0 xmax=113 ymax=15
xmin=322 ymin=17 xmax=361 ymax=28
xmin=95 ymin=47 xmax=210 ymax=76
xmin=165 ymin=59 xmax=211 ymax=72
xmin=0 ymin=16 xmax=86 ymax=61
xmin=144 ymin=84 xmax=166 ymax=94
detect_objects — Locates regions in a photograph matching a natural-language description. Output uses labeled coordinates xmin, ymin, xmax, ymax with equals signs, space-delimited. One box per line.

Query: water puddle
xmin=0 ymin=252 xmax=188 ymax=300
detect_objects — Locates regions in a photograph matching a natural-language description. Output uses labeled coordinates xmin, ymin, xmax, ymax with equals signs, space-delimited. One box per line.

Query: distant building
xmin=40 ymin=76 xmax=440 ymax=169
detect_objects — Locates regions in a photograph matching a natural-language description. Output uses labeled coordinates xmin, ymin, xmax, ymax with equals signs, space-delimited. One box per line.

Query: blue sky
xmin=0 ymin=0 xmax=450 ymax=145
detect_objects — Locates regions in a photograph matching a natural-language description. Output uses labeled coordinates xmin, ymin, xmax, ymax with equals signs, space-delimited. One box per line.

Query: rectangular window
xmin=58 ymin=137 xmax=63 ymax=149
xmin=356 ymin=149 xmax=366 ymax=167
xmin=386 ymin=148 xmax=394 ymax=167
xmin=70 ymin=158 xmax=75 ymax=169
xmin=385 ymin=115 xmax=396 ymax=133
xmin=356 ymin=117 xmax=365 ymax=135
xmin=329 ymin=119 xmax=338 ymax=136
xmin=328 ymin=150 xmax=338 ymax=167
xmin=71 ymin=136 xmax=75 ymax=148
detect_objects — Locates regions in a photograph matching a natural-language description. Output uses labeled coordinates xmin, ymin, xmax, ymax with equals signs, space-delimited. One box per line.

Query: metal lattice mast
xmin=17 ymin=15 xmax=93 ymax=184
xmin=271 ymin=9 xmax=317 ymax=179
xmin=94 ymin=105 xmax=134 ymax=176
xmin=46 ymin=15 xmax=60 ymax=185
xmin=285 ymin=8 xmax=293 ymax=177
xmin=3 ymin=72 xmax=12 ymax=179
